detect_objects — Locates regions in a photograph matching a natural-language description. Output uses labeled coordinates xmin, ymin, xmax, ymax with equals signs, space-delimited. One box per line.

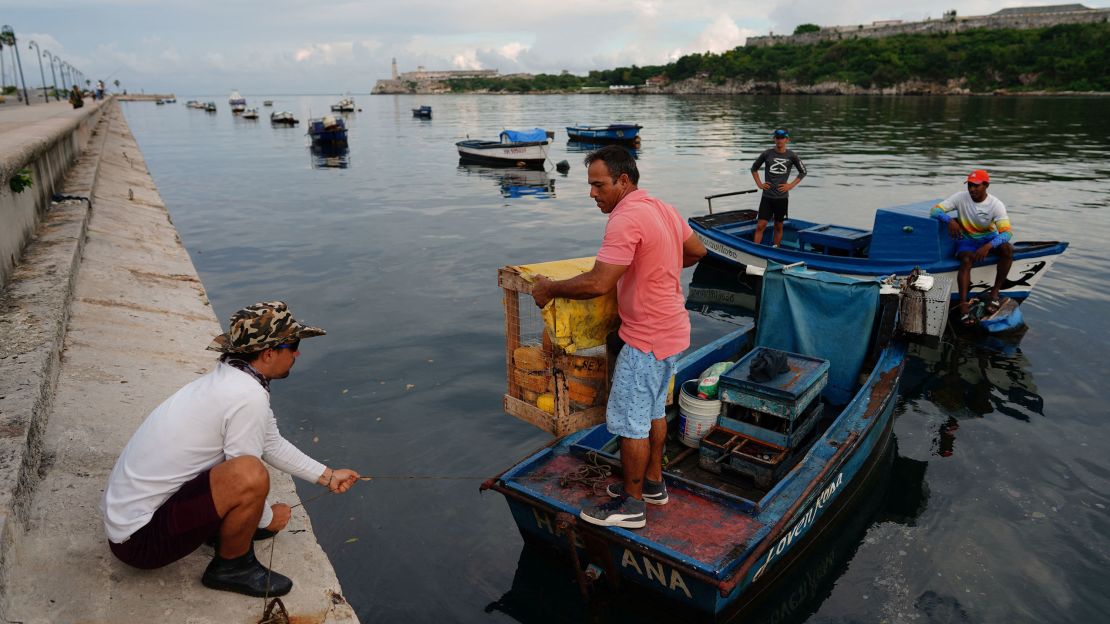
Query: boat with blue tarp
xmin=307 ymin=114 xmax=348 ymax=146
xmin=690 ymin=196 xmax=1068 ymax=305
xmin=456 ymin=128 xmax=552 ymax=169
xmin=566 ymin=123 xmax=643 ymax=144
xmin=484 ymin=262 xmax=910 ymax=618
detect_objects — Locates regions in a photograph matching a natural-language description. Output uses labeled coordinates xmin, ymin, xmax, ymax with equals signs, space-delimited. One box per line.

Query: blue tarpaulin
xmin=754 ymin=265 xmax=880 ymax=405
xmin=500 ymin=128 xmax=548 ymax=143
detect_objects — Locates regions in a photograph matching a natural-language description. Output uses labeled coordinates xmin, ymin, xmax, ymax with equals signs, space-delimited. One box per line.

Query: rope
xmin=557 ymin=451 xmax=613 ymax=496
xmin=258 ymin=535 xmax=288 ymax=624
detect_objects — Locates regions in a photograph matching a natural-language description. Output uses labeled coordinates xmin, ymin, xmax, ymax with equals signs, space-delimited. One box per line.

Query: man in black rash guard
xmin=750 ymin=128 xmax=807 ymax=247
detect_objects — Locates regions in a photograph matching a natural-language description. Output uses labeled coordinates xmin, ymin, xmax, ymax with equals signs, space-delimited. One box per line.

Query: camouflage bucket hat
xmin=207 ymin=301 xmax=326 ymax=354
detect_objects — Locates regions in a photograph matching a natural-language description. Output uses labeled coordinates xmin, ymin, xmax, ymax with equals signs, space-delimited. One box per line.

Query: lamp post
xmin=42 ymin=49 xmax=60 ymax=101
xmin=1 ymin=26 xmax=30 ymax=105
xmin=60 ymin=62 xmax=70 ymax=92
xmin=28 ymin=40 xmax=48 ymax=102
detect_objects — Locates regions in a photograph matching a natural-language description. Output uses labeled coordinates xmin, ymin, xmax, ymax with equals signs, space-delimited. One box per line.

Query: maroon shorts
xmin=109 ymin=470 xmax=221 ymax=570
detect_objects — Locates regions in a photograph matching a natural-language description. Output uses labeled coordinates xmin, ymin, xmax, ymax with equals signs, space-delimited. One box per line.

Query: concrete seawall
xmin=0 ymin=98 xmax=108 ymax=287
xmin=0 ymin=100 xmax=359 ymax=622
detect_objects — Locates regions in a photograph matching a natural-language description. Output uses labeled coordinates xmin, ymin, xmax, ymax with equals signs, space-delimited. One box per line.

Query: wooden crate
xmin=499 ymin=265 xmax=613 ymax=437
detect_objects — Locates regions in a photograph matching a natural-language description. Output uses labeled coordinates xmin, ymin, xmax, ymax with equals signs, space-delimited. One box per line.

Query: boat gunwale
xmin=690 ymin=211 xmax=1069 ymax=279
xmin=455 ymin=139 xmax=551 ymax=149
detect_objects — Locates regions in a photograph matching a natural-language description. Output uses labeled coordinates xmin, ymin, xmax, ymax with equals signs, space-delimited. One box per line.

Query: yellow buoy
xmin=536 ymin=393 xmax=556 ymax=414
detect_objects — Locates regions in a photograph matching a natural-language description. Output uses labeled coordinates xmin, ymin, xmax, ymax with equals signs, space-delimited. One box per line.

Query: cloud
xmin=690 ymin=15 xmax=753 ymax=53
xmin=497 ymin=42 xmax=528 ymax=62
xmin=293 ymin=41 xmax=355 ymax=65
xmin=451 ymin=50 xmax=482 ymax=70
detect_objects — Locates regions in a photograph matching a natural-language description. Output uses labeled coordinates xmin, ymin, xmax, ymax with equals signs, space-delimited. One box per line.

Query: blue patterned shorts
xmin=606 ymin=345 xmax=678 ymax=439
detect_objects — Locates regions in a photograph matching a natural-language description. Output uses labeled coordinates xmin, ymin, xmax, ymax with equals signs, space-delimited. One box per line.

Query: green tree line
xmin=447 ymin=22 xmax=1109 ymax=93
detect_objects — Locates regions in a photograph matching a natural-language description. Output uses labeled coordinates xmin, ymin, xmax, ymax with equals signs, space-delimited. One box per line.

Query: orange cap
xmin=966 ymin=169 xmax=990 ymax=184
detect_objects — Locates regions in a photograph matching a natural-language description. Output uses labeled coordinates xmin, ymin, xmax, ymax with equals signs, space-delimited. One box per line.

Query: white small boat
xmin=228 ymin=90 xmax=247 ymax=113
xmin=263 ymin=100 xmax=274 ymax=106
xmin=456 ymin=128 xmax=551 ymax=169
xmin=270 ymin=110 xmax=299 ymax=125
xmin=242 ymin=108 xmax=259 ymax=119
xmin=204 ymin=102 xmax=217 ymax=112
xmin=330 ymin=96 xmax=355 ymax=112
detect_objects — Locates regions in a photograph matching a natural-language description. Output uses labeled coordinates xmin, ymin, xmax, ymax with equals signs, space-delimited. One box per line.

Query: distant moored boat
xmin=330 ymin=96 xmax=355 ymax=112
xmin=228 ymin=90 xmax=247 ymax=113
xmin=566 ymin=123 xmax=642 ymax=144
xmin=270 ymin=110 xmax=299 ymax=125
xmin=307 ymin=114 xmax=348 ymax=146
xmin=456 ymin=128 xmax=551 ymax=169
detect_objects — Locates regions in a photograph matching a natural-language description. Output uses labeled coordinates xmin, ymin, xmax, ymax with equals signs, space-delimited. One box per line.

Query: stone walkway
xmin=3 ymin=102 xmax=358 ymax=623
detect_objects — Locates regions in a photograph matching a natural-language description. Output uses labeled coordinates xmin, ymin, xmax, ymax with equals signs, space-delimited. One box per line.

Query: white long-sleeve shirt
xmin=100 ymin=362 xmax=325 ymax=543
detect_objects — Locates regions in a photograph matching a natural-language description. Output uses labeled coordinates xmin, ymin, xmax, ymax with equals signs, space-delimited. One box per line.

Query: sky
xmin=2 ymin=1 xmax=1107 ymax=95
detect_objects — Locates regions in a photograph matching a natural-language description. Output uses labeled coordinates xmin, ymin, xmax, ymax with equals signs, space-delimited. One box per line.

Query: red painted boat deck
xmin=511 ymin=453 xmax=765 ymax=569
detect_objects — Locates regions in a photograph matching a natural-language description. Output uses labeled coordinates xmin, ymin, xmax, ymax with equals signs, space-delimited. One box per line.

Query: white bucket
xmin=678 ymin=380 xmax=721 ymax=447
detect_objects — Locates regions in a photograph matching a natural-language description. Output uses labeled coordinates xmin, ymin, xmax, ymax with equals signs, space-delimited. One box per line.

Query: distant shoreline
xmin=373 ymin=88 xmax=1110 ymax=97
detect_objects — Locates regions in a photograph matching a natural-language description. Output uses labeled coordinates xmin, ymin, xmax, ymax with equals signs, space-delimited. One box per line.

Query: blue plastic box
xmin=718 ymin=347 xmax=829 ymax=420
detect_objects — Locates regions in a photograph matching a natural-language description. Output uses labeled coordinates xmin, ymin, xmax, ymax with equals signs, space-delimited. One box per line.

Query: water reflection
xmin=901 ymin=333 xmax=1043 ymax=458
xmin=310 ymin=144 xmax=350 ymax=169
xmin=457 ymin=164 xmax=556 ymax=199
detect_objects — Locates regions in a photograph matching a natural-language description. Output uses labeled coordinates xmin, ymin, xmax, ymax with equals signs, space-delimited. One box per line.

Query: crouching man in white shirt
xmin=100 ymin=300 xmax=359 ymax=597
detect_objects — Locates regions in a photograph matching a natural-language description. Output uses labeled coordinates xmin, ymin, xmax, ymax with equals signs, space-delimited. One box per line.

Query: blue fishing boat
xmin=412 ymin=105 xmax=432 ymax=119
xmin=690 ymin=195 xmax=1068 ymax=305
xmin=307 ymin=114 xmax=348 ymax=147
xmin=566 ymin=123 xmax=643 ymax=144
xmin=484 ymin=263 xmax=909 ymax=618
xmin=456 ymin=128 xmax=551 ymax=169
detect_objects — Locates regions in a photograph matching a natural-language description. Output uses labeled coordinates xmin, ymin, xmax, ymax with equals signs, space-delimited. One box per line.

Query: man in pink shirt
xmin=532 ymin=145 xmax=706 ymax=529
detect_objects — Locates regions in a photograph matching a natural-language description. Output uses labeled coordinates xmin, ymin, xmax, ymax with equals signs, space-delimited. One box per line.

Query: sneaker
xmin=606 ymin=479 xmax=669 ymax=505
xmin=580 ymin=496 xmax=647 ymax=529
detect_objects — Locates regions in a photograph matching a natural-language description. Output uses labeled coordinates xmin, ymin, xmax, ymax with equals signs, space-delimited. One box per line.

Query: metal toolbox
xmin=718 ymin=347 xmax=829 ymax=421
xmin=717 ymin=400 xmax=824 ymax=450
